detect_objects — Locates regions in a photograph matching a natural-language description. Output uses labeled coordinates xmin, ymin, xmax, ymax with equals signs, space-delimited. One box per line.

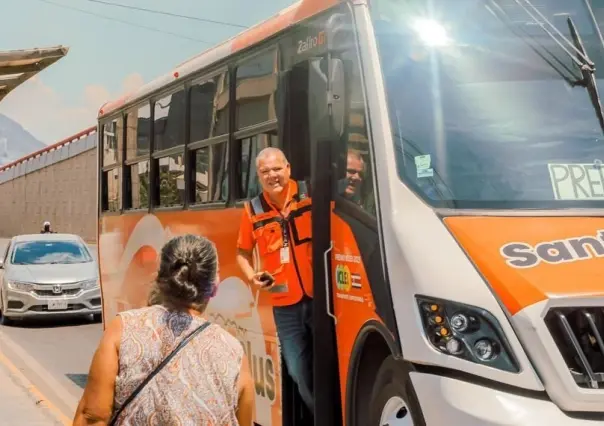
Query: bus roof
xmin=98 ymin=0 xmax=340 ymax=119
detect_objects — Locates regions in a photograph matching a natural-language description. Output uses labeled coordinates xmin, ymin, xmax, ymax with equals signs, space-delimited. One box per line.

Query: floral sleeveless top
xmin=113 ymin=305 xmax=244 ymax=425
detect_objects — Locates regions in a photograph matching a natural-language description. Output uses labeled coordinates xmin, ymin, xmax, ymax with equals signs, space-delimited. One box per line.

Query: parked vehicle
xmin=0 ymin=234 xmax=101 ymax=325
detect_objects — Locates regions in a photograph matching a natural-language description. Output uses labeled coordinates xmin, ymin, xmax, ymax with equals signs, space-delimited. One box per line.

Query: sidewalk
xmin=0 ymin=351 xmax=66 ymax=426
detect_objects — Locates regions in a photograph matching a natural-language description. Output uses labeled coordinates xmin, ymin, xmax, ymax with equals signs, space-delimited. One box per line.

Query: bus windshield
xmin=372 ymin=0 xmax=604 ymax=209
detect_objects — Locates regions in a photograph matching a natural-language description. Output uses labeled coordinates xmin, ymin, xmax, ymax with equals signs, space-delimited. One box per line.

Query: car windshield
xmin=371 ymin=0 xmax=604 ymax=209
xmin=11 ymin=240 xmax=92 ymax=265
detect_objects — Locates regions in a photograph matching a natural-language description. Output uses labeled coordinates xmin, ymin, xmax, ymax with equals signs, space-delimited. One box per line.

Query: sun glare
xmin=412 ymin=18 xmax=450 ymax=47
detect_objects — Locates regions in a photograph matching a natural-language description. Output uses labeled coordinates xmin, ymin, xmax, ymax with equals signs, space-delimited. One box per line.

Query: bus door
xmin=306 ymin=11 xmax=358 ymax=426
xmin=306 ymin=8 xmax=395 ymax=426
xmin=278 ymin=7 xmax=366 ymax=426
xmin=278 ymin=54 xmax=342 ymax=426
xmin=277 ymin=27 xmax=346 ymax=426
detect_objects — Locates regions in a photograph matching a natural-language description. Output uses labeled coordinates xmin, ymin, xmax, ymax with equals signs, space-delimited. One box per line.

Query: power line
xmin=34 ymin=0 xmax=212 ymax=43
xmin=80 ymin=0 xmax=248 ymax=29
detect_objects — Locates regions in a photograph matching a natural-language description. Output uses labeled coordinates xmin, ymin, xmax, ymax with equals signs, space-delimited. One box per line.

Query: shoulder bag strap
xmin=109 ymin=320 xmax=212 ymax=425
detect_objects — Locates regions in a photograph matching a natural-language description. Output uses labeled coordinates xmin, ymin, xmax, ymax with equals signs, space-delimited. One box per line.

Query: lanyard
xmin=280 ymin=215 xmax=290 ymax=248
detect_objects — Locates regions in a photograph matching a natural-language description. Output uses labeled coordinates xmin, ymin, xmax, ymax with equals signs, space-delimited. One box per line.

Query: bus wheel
xmin=369 ymin=357 xmax=425 ymax=426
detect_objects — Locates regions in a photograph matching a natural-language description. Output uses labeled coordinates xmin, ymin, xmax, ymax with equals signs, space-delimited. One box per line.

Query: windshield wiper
xmin=491 ymin=0 xmax=604 ymax=134
xmin=566 ymin=16 xmax=604 ymax=135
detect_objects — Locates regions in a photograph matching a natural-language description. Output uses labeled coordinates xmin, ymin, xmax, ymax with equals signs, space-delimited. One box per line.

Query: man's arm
xmin=236 ymin=248 xmax=256 ymax=282
xmin=236 ymin=248 xmax=267 ymax=288
xmin=236 ymin=207 xmax=267 ymax=288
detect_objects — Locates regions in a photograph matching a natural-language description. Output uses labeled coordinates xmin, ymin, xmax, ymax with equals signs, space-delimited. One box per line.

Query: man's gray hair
xmin=255 ymin=147 xmax=288 ymax=168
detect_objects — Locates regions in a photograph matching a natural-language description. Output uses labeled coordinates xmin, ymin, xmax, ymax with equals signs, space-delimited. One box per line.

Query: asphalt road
xmin=0 ymin=353 xmax=65 ymax=425
xmin=0 ymin=238 xmax=102 ymax=420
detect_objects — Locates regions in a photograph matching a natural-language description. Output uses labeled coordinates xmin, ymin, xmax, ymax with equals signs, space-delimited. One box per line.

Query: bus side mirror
xmin=308 ymin=56 xmax=347 ymax=142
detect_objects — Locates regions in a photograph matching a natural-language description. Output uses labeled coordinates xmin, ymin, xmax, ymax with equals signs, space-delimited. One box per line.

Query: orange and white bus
xmin=97 ymin=0 xmax=604 ymax=424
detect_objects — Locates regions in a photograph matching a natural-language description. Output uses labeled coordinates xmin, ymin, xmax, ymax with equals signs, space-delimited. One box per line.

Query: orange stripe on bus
xmin=232 ymin=0 xmax=339 ymax=52
xmin=445 ymin=216 xmax=604 ymax=315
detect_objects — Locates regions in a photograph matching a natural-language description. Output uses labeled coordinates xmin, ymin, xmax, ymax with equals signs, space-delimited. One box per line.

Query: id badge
xmin=280 ymin=247 xmax=290 ymax=264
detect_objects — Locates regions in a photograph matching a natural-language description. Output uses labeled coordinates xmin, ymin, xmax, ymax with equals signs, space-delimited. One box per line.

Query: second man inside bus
xmin=236 ymin=147 xmax=315 ymax=414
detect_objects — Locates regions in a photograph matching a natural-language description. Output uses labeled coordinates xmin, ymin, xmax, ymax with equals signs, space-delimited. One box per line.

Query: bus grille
xmin=545 ymin=307 xmax=604 ymax=389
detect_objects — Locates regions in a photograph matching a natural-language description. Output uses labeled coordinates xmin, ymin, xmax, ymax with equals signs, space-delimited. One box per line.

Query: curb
xmin=0 ymin=341 xmax=72 ymax=425
xmin=0 ymin=328 xmax=78 ymax=423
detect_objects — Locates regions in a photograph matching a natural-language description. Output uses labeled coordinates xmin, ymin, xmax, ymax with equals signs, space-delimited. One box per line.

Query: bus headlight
xmin=416 ymin=296 xmax=519 ymax=373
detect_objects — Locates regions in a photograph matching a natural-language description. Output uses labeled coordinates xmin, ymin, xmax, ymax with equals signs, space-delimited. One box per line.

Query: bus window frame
xmin=122 ymin=100 xmax=153 ymax=213
xmin=233 ymin=46 xmax=279 ymax=132
xmin=187 ymin=66 xmax=232 ymax=211
xmin=100 ymin=113 xmax=126 ymax=215
xmin=231 ymin=45 xmax=280 ymax=204
xmin=149 ymin=86 xmax=186 ymax=211
xmin=151 ymin=85 xmax=186 ymax=154
xmin=188 ymin=136 xmax=231 ymax=211
xmin=151 ymin=85 xmax=186 ymax=211
xmin=189 ymin=67 xmax=230 ymax=143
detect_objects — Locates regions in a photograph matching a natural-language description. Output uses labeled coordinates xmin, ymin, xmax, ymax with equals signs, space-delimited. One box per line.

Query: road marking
xmin=0 ymin=345 xmax=71 ymax=425
xmin=0 ymin=327 xmax=80 ymax=417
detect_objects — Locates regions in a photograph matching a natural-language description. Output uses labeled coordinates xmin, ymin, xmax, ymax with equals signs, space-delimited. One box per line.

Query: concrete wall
xmin=0 ymin=131 xmax=97 ymax=243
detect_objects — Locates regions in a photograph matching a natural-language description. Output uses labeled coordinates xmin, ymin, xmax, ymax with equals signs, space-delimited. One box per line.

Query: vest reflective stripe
xmin=249 ymin=181 xmax=309 ymax=216
xmin=250 ymin=196 xmax=265 ymax=216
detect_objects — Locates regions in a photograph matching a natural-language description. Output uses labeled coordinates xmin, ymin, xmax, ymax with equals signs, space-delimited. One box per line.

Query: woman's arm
xmin=73 ymin=316 xmax=122 ymax=425
xmin=236 ymin=353 xmax=256 ymax=426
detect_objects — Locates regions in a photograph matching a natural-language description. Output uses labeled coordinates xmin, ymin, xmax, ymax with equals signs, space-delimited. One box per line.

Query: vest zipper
xmin=286 ymin=220 xmax=308 ymax=298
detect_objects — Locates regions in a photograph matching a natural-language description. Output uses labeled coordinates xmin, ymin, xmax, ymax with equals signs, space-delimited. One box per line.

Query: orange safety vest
xmin=247 ymin=180 xmax=313 ymax=307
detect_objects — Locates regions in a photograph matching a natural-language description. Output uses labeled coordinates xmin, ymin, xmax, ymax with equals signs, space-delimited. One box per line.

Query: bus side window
xmin=188 ymin=71 xmax=230 ymax=205
xmin=124 ymin=104 xmax=151 ymax=210
xmin=100 ymin=117 xmax=123 ymax=213
xmin=336 ymin=50 xmax=376 ymax=216
xmin=234 ymin=49 xmax=279 ymax=201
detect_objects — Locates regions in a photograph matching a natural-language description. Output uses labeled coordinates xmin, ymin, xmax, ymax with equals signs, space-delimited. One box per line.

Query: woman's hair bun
xmin=156 ymin=234 xmax=218 ymax=308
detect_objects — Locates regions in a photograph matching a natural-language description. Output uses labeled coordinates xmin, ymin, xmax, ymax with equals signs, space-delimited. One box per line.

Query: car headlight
xmin=416 ymin=295 xmax=519 ymax=373
xmin=82 ymin=279 xmax=100 ymax=290
xmin=8 ymin=281 xmax=34 ymax=292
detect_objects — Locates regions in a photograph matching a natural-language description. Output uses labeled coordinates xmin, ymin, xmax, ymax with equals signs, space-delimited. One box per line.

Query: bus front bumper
xmin=411 ymin=372 xmax=602 ymax=425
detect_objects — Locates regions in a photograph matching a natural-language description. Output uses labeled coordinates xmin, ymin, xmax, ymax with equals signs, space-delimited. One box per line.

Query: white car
xmin=0 ymin=233 xmax=101 ymax=325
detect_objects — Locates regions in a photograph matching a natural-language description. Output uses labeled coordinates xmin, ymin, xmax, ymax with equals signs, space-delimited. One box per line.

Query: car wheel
xmin=369 ymin=357 xmax=425 ymax=426
xmin=0 ymin=312 xmax=12 ymax=326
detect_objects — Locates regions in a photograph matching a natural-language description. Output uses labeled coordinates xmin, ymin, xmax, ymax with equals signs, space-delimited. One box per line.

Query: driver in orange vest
xmin=236 ymin=147 xmax=314 ymax=413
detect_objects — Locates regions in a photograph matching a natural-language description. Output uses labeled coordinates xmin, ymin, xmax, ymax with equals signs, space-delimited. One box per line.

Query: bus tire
xmin=369 ymin=357 xmax=425 ymax=426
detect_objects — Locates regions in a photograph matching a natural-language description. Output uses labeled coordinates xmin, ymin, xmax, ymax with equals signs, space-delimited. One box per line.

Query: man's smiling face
xmin=257 ymin=152 xmax=291 ymax=197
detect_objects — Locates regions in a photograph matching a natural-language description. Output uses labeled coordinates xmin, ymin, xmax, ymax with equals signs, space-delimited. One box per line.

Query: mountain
xmin=0 ymin=114 xmax=46 ymax=166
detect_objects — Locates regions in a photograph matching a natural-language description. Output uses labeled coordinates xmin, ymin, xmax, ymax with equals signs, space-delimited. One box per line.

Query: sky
xmin=0 ymin=0 xmax=297 ymax=143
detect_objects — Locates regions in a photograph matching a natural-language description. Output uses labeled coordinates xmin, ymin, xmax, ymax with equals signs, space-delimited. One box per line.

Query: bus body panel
xmin=329 ymin=209 xmax=385 ymax=423
xmin=444 ymin=216 xmax=604 ymax=314
xmin=98 ymin=210 xmax=284 ymax=426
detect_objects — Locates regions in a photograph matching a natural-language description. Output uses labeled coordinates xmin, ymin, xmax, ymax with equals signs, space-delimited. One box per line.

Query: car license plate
xmin=48 ymin=300 xmax=68 ymax=310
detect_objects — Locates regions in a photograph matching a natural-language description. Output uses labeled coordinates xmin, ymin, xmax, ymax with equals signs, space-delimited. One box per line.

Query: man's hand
xmin=250 ymin=271 xmax=273 ymax=291
xmin=237 ymin=249 xmax=274 ymax=291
